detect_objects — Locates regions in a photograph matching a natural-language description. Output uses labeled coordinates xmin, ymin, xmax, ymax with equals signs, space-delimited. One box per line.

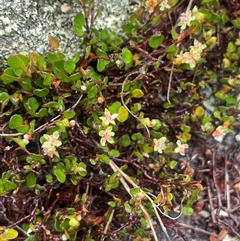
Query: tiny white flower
xmin=99 ymin=126 xmax=115 ymax=146
xmin=174 ymin=140 xmax=188 ymax=156
xmin=153 ymin=137 xmax=167 ymax=153
xmin=99 ymin=109 xmax=118 ymax=126
xmin=159 ymin=0 xmax=171 ymax=11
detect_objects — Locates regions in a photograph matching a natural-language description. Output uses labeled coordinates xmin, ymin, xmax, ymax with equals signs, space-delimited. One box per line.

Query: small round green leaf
xmin=109 ymin=149 xmax=120 ymax=157
xmin=194 ymin=106 xmax=205 ymax=117
xmin=122 ymin=134 xmax=131 ymax=147
xmin=74 ymin=12 xmax=85 ymax=28
xmin=97 ymin=59 xmax=109 ymax=72
xmin=43 ymin=73 xmax=52 ymax=85
xmin=53 ymin=163 xmax=66 ymax=183
xmin=99 ymin=154 xmax=110 ymax=164
xmin=23 ymin=97 xmax=39 ymax=114
xmin=63 ymin=110 xmax=76 ymax=119
xmin=9 ymin=114 xmax=23 ymax=129
xmin=122 ymin=47 xmax=133 ymax=64
xmin=117 ymin=106 xmax=129 ymax=122
xmin=0 ymin=92 xmax=9 ymax=101
xmin=12 ymin=138 xmax=27 ymax=149
xmin=169 ymin=160 xmax=177 ymax=169
xmin=3 ymin=180 xmax=17 ymax=190
xmin=149 ymin=35 xmax=165 ymax=49
xmin=131 ymin=89 xmax=144 ymax=98
xmin=64 ymin=60 xmax=76 ymax=74
xmin=182 ymin=206 xmax=194 ymax=215
xmin=25 ymin=172 xmax=36 ymax=188
xmin=1 ymin=228 xmax=18 ymax=239
xmin=33 ymin=89 xmax=49 ymax=98
xmin=7 ymin=54 xmax=29 ymax=71
xmin=109 ymin=101 xmax=121 ymax=113
xmin=130 ymin=187 xmax=141 ymax=196
xmin=88 ymin=86 xmax=98 ymax=99
xmin=124 ymin=202 xmax=132 ymax=213
xmin=74 ymin=12 xmax=85 ymax=36
xmin=1 ymin=68 xmax=17 ymax=84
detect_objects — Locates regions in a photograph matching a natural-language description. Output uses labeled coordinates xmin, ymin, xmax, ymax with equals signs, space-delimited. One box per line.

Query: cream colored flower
xmin=99 ymin=126 xmax=115 ymax=146
xmin=153 ymin=137 xmax=167 ymax=153
xmin=174 ymin=140 xmax=188 ymax=156
xmin=159 ymin=0 xmax=171 ymax=11
xmin=41 ymin=131 xmax=62 ymax=157
xmin=99 ymin=108 xmax=118 ymax=126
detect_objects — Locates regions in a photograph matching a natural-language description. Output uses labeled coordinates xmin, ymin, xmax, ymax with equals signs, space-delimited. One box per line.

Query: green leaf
xmin=13 ymin=68 xmax=23 ymax=76
xmin=53 ymin=60 xmax=70 ymax=82
xmin=180 ymin=124 xmax=191 ymax=133
xmin=171 ymin=28 xmax=178 ymax=40
xmin=0 ymin=92 xmax=9 ymax=102
xmin=33 ymin=89 xmax=49 ymax=98
xmin=131 ymin=89 xmax=144 ymax=98
xmin=1 ymin=228 xmax=18 ymax=239
xmin=232 ymin=18 xmax=240 ymax=29
xmin=72 ymin=53 xmax=80 ymax=63
xmin=25 ymin=172 xmax=36 ymax=188
xmin=20 ymin=75 xmax=33 ymax=91
xmin=74 ymin=12 xmax=85 ymax=36
xmin=23 ymin=97 xmax=39 ymax=115
xmin=131 ymin=103 xmax=141 ymax=114
xmin=76 ymin=162 xmax=87 ymax=177
xmin=88 ymin=85 xmax=98 ymax=99
xmin=3 ymin=180 xmax=17 ymax=190
xmin=105 ymin=182 xmax=119 ymax=192
xmin=64 ymin=60 xmax=76 ymax=74
xmin=148 ymin=35 xmax=165 ymax=49
xmin=101 ymin=28 xmax=109 ymax=40
xmin=194 ymin=106 xmax=205 ymax=117
xmin=131 ymin=133 xmax=143 ymax=141
xmin=109 ymin=149 xmax=120 ymax=157
xmin=227 ymin=42 xmax=236 ymax=53
xmin=0 ymin=68 xmax=18 ymax=84
xmin=122 ymin=48 xmax=133 ymax=64
xmin=169 ymin=160 xmax=177 ymax=169
xmin=34 ymin=108 xmax=47 ymax=117
xmin=117 ymin=106 xmax=129 ymax=122
xmin=109 ymin=101 xmax=121 ymax=113
xmin=97 ymin=59 xmax=109 ymax=72
xmin=43 ymin=73 xmax=52 ymax=85
xmin=12 ymin=138 xmax=27 ymax=149
xmin=121 ymin=134 xmax=131 ymax=147
xmin=9 ymin=114 xmax=23 ymax=129
xmin=69 ymin=217 xmax=79 ymax=228
xmin=7 ymin=54 xmax=29 ymax=71
xmin=53 ymin=163 xmax=66 ymax=183
xmin=124 ymin=202 xmax=132 ymax=213
xmin=63 ymin=110 xmax=75 ymax=119
xmin=182 ymin=206 xmax=193 ymax=215
xmin=99 ymin=154 xmax=110 ymax=164
xmin=0 ymin=92 xmax=9 ymax=111
xmin=47 ymin=52 xmax=65 ymax=64
xmin=130 ymin=187 xmax=141 ymax=196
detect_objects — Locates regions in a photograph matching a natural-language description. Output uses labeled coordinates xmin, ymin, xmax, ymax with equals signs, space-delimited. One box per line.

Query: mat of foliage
xmin=0 ymin=0 xmax=240 ymax=241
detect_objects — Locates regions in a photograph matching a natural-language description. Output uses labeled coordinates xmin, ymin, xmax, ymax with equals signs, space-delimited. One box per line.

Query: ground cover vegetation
xmin=0 ymin=0 xmax=240 ymax=240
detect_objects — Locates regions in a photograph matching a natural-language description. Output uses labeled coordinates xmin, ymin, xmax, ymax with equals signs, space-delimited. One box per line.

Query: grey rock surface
xmin=0 ymin=0 xmax=137 ymax=71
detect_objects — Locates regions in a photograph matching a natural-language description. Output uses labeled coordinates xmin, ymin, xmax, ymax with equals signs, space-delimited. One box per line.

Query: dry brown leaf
xmin=218 ymin=228 xmax=228 ymax=240
xmin=209 ymin=235 xmax=218 ymax=241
